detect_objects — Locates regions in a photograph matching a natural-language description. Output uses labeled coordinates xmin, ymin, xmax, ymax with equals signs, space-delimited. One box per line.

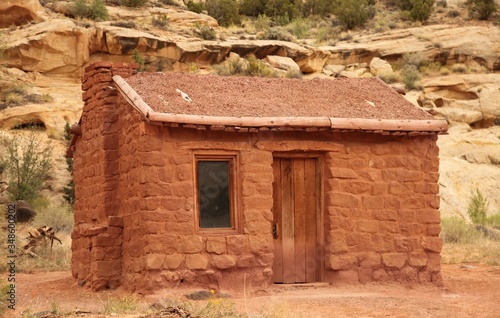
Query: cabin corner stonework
xmin=71 ymin=63 xmax=443 ymax=293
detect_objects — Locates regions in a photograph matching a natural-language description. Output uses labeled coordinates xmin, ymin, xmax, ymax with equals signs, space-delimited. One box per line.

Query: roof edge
xmin=113 ymin=75 xmax=448 ymax=133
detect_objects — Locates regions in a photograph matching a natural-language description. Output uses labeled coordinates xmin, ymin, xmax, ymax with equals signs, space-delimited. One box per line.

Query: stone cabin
xmin=68 ymin=62 xmax=448 ymax=293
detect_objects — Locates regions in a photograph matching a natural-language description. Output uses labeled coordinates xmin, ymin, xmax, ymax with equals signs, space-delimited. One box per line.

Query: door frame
xmin=272 ymin=153 xmax=325 ymax=283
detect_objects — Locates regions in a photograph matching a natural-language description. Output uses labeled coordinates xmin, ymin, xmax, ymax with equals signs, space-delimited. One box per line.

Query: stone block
xmin=227 ymin=235 xmax=249 ymax=255
xmin=177 ymin=235 xmax=204 ymax=254
xmin=237 ymin=254 xmax=257 ymax=268
xmin=144 ymin=242 xmax=165 ymax=254
xmin=329 ymin=193 xmax=361 ymax=208
xmin=108 ymin=216 xmax=124 ymax=228
xmin=206 ymin=237 xmax=227 ymax=254
xmin=160 ymin=270 xmax=181 ymax=283
xmin=185 ymin=254 xmax=209 ymax=270
xmin=409 ymin=252 xmax=428 ymax=267
xmin=341 ymin=181 xmax=371 ymax=194
xmin=398 ymin=210 xmax=415 ymax=223
xmin=372 ymin=234 xmax=394 ymax=252
xmin=145 ymin=254 xmax=164 ymax=270
xmin=394 ymin=236 xmax=418 ymax=252
xmin=212 ymin=255 xmax=236 ymax=269
xmin=373 ymin=209 xmax=397 ymax=221
xmin=372 ymin=268 xmax=390 ymax=282
xmin=346 ymin=232 xmax=371 ymax=251
xmin=328 ymin=168 xmax=358 ymax=179
xmin=384 ymin=197 xmax=401 ymax=209
xmin=249 ymin=236 xmax=273 ymax=254
xmin=258 ymin=253 xmax=274 ymax=266
xmin=417 ymin=209 xmax=441 ymax=224
xmin=358 ymin=220 xmax=378 ymax=233
xmin=362 ymin=196 xmax=384 ymax=209
xmin=427 ymin=224 xmax=441 ymax=236
xmin=401 ymin=197 xmax=426 ymax=209
xmin=165 ymin=254 xmax=184 ymax=269
xmin=93 ymin=260 xmax=121 ymax=278
xmin=358 ymin=252 xmax=381 ymax=267
xmin=421 ymin=236 xmax=442 ymax=253
xmin=379 ymin=221 xmax=398 ymax=233
xmin=382 ymin=253 xmax=407 ymax=269
xmin=326 ymin=254 xmax=358 ymax=270
xmin=372 ymin=182 xmax=388 ymax=195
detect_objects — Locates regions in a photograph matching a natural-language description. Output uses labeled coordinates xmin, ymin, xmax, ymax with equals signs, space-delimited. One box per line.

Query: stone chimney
xmin=72 ymin=62 xmax=137 ymax=291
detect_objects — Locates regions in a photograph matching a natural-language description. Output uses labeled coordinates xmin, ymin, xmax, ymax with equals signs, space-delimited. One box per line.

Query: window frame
xmin=194 ymin=152 xmax=240 ymax=235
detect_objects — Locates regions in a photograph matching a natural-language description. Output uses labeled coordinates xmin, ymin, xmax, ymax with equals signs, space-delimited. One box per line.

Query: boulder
xmin=0 ymin=0 xmax=47 ymax=28
xmin=322 ymin=64 xmax=345 ymax=77
xmin=369 ymin=57 xmax=394 ymax=76
xmin=433 ymin=107 xmax=483 ymax=125
xmin=2 ymin=19 xmax=90 ymax=76
xmin=264 ymin=55 xmax=300 ymax=71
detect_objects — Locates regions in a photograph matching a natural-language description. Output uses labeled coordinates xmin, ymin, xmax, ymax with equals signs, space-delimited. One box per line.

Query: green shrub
xmin=152 ymin=14 xmax=169 ymax=29
xmin=103 ymin=296 xmax=139 ymax=314
xmin=193 ymin=24 xmax=217 ymax=40
xmin=33 ymin=203 xmax=74 ymax=233
xmin=206 ymin=0 xmax=241 ymax=27
xmin=441 ymin=217 xmax=483 ymax=243
xmin=466 ymin=0 xmax=498 ymax=19
xmin=213 ymin=58 xmax=246 ymax=76
xmin=408 ymin=0 xmax=434 ymax=21
xmin=263 ymin=0 xmax=301 ymax=21
xmin=246 ymin=55 xmax=276 ymax=77
xmin=257 ymin=27 xmax=294 ymax=41
xmin=239 ymin=0 xmax=267 ymax=16
xmin=302 ymin=0 xmax=335 ymax=16
xmin=334 ymin=0 xmax=371 ymax=30
xmin=68 ymin=0 xmax=109 ymax=21
xmin=187 ymin=0 xmax=205 ymax=13
xmin=402 ymin=64 xmax=420 ymax=90
xmin=401 ymin=51 xmax=427 ymax=69
xmin=485 ymin=214 xmax=500 ymax=229
xmin=213 ymin=55 xmax=277 ymax=77
xmin=121 ymin=0 xmax=148 ymax=7
xmin=254 ymin=13 xmax=272 ymax=31
xmin=132 ymin=49 xmax=145 ymax=71
xmin=468 ymin=188 xmax=489 ymax=224
xmin=111 ymin=21 xmax=137 ymax=28
xmin=1 ymin=132 xmax=52 ymax=206
xmin=378 ymin=72 xmax=399 ymax=84
xmin=436 ymin=0 xmax=447 ymax=7
xmin=289 ymin=18 xmax=311 ymax=39
xmin=0 ymin=33 xmax=7 ymax=59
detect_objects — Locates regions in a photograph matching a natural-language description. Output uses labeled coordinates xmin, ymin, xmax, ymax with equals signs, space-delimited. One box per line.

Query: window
xmin=195 ymin=155 xmax=237 ymax=231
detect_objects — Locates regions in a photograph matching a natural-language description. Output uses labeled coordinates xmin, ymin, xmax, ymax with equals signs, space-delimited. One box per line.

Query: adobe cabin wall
xmin=71 ymin=63 xmax=443 ymax=293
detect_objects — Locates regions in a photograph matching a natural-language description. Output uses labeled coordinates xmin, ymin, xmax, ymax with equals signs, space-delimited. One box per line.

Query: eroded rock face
xmin=321 ymin=25 xmax=500 ymax=71
xmin=421 ymin=74 xmax=500 ymax=126
xmin=0 ymin=0 xmax=47 ymax=27
xmin=438 ymin=124 xmax=500 ymax=219
xmin=3 ymin=20 xmax=90 ymax=76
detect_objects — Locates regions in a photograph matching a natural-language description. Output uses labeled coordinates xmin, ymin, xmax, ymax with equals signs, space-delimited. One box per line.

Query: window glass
xmin=197 ymin=160 xmax=231 ymax=228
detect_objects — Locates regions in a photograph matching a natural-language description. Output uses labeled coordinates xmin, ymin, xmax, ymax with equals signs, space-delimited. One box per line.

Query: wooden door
xmin=272 ymin=157 xmax=319 ymax=283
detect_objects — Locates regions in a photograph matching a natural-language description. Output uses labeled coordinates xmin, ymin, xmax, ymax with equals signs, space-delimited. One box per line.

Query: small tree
xmin=467 ymin=188 xmax=489 ymax=224
xmin=2 ymin=132 xmax=52 ymax=205
xmin=206 ymin=0 xmax=241 ymax=27
xmin=334 ymin=0 xmax=370 ymax=30
xmin=121 ymin=0 xmax=149 ymax=7
xmin=63 ymin=123 xmax=75 ymax=206
xmin=408 ymin=0 xmax=434 ymax=21
xmin=466 ymin=0 xmax=498 ymax=19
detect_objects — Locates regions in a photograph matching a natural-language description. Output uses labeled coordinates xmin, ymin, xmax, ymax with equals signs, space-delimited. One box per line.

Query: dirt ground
xmin=3 ymin=263 xmax=500 ymax=318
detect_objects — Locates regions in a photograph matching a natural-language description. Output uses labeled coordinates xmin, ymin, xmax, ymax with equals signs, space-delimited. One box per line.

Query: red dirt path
xmin=4 ymin=263 xmax=500 ymax=317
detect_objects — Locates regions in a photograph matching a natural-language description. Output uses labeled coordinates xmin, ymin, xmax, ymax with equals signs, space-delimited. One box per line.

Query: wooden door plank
xmin=281 ymin=158 xmax=295 ymax=283
xmin=304 ymin=158 xmax=318 ymax=282
xmin=272 ymin=158 xmax=283 ymax=283
xmin=294 ymin=159 xmax=306 ymax=283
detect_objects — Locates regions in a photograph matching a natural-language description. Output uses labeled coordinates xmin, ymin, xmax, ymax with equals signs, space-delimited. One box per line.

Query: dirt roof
xmin=124 ymin=72 xmax=434 ymax=121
